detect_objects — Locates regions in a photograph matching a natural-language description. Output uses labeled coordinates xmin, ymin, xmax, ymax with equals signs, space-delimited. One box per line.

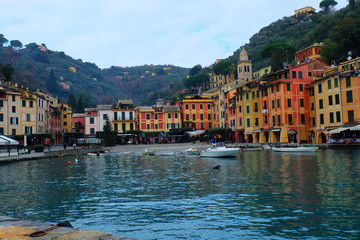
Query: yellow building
xmin=20 ymin=91 xmax=37 ymax=135
xmin=60 ymin=103 xmax=73 ymax=133
xmin=163 ymin=105 xmax=181 ymax=131
xmin=294 ymin=6 xmax=316 ymax=17
xmin=113 ymin=100 xmax=136 ymax=133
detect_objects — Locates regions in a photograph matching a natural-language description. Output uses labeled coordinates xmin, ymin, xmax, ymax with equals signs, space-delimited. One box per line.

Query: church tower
xmin=237 ymin=48 xmax=252 ymax=82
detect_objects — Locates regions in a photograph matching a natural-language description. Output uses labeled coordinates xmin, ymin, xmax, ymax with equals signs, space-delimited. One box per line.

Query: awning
xmin=350 ymin=125 xmax=360 ymax=131
xmin=0 ymin=135 xmax=19 ymax=145
xmin=271 ymin=128 xmax=281 ymax=132
xmin=327 ymin=127 xmax=350 ymax=134
xmin=185 ymin=130 xmax=205 ymax=137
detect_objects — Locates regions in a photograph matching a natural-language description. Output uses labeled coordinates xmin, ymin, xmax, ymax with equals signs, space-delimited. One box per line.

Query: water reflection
xmin=0 ymin=149 xmax=359 ymax=239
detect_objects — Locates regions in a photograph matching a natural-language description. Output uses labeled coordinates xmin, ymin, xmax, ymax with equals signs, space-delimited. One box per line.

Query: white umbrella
xmin=24 ymin=135 xmax=27 ymax=147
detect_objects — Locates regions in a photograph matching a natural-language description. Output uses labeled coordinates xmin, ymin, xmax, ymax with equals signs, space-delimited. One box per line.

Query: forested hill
xmin=0 ymin=42 xmax=189 ymax=106
xmin=227 ymin=1 xmax=360 ymax=72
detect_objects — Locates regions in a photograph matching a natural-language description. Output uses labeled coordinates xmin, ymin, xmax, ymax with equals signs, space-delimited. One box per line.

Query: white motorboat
xmin=143 ymin=149 xmax=155 ymax=156
xmin=262 ymin=145 xmax=272 ymax=150
xmin=272 ymin=146 xmax=318 ymax=152
xmin=200 ymin=146 xmax=240 ymax=158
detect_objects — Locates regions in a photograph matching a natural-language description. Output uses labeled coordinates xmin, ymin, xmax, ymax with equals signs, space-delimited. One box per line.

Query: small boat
xmin=272 ymin=146 xmax=318 ymax=152
xmin=87 ymin=149 xmax=110 ymax=156
xmin=185 ymin=148 xmax=200 ymax=155
xmin=262 ymin=144 xmax=272 ymax=150
xmin=143 ymin=149 xmax=155 ymax=156
xmin=160 ymin=151 xmax=176 ymax=156
xmin=200 ymin=146 xmax=240 ymax=158
xmin=241 ymin=147 xmax=262 ymax=151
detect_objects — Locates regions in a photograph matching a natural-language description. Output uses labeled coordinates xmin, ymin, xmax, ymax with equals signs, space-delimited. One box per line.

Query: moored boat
xmin=272 ymin=146 xmax=318 ymax=152
xmin=184 ymin=148 xmax=200 ymax=155
xmin=160 ymin=151 xmax=176 ymax=156
xmin=200 ymin=146 xmax=240 ymax=158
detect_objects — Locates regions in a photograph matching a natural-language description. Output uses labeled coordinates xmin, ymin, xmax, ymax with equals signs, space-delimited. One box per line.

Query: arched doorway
xmin=288 ymin=129 xmax=297 ymax=143
xmin=317 ymin=132 xmax=327 ymax=143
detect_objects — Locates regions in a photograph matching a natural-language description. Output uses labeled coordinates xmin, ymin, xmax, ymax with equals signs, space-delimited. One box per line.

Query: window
xmin=0 ymin=127 xmax=3 ymax=134
xmin=154 ymin=114 xmax=158 ymax=120
xmin=114 ymin=112 xmax=118 ymax=121
xmin=207 ymin=104 xmax=211 ymax=109
xmin=25 ymin=126 xmax=32 ymax=134
xmin=263 ymin=100 xmax=267 ymax=109
xmin=90 ymin=128 xmax=95 ymax=134
xmin=255 ymin=118 xmax=259 ymax=126
xmin=146 ymin=124 xmax=150 ymax=130
xmin=292 ymin=71 xmax=296 ymax=78
xmin=208 ymin=114 xmax=211 ymax=120
xmin=0 ymin=100 xmax=3 ymax=108
xmin=277 ymin=115 xmax=281 ymax=125
xmin=300 ymin=99 xmax=304 ymax=107
xmin=185 ymin=104 xmax=189 ymax=110
xmin=299 ymin=71 xmax=303 ymax=78
xmin=327 ymin=79 xmax=332 ymax=89
xmin=103 ymin=114 xmax=107 ymax=120
xmin=246 ymin=105 xmax=250 ymax=113
xmin=146 ymin=113 xmax=150 ymax=120
xmin=12 ymin=106 xmax=16 ymax=113
xmin=155 ymin=124 xmax=158 ymax=130
xmin=348 ymin=110 xmax=355 ymax=122
xmin=277 ymin=99 xmax=280 ymax=108
xmin=90 ymin=118 xmax=94 ymax=124
xmin=328 ymin=95 xmax=333 ymax=105
xmin=12 ymin=95 xmax=16 ymax=102
xmin=192 ymin=114 xmax=196 ymax=120
xmin=287 ymin=99 xmax=292 ymax=108
xmin=114 ymin=123 xmax=118 ymax=131
xmin=246 ymin=118 xmax=250 ymax=127
xmin=346 ymin=76 xmax=351 ymax=87
xmin=288 ymin=114 xmax=293 ymax=124
xmin=272 ymin=116 xmax=276 ymax=126
xmin=319 ymin=99 xmax=324 ymax=109
xmin=192 ymin=104 xmax=195 ymax=110
xmin=0 ymin=114 xmax=3 ymax=121
xmin=130 ymin=112 xmax=133 ymax=120
xmin=130 ymin=123 xmax=134 ymax=131
xmin=301 ymin=114 xmax=305 ymax=124
xmin=329 ymin=112 xmax=334 ymax=123
xmin=10 ymin=117 xmax=19 ymax=125
xmin=254 ymin=102 xmax=258 ymax=112
xmin=272 ymin=100 xmax=275 ymax=109
xmin=186 ymin=114 xmax=189 ymax=120
xmin=276 ymin=85 xmax=279 ymax=92
xmin=264 ymin=115 xmax=268 ymax=124
xmin=246 ymin=93 xmax=249 ymax=99
xmin=286 ymin=84 xmax=291 ymax=91
xmin=200 ymin=104 xmax=203 ymax=109
xmin=299 ymin=84 xmax=304 ymax=91
xmin=22 ymin=100 xmax=26 ymax=107
xmin=346 ymin=91 xmax=353 ymax=103
xmin=26 ymin=114 xmax=31 ymax=122
xmin=336 ymin=111 xmax=341 ymax=122
xmin=335 ymin=94 xmax=340 ymax=104
xmin=122 ymin=112 xmax=126 ymax=120
xmin=63 ymin=122 xmax=67 ymax=126
xmin=309 ymin=88 xmax=314 ymax=96
xmin=12 ymin=129 xmax=16 ymax=135
xmin=175 ymin=113 xmax=178 ymax=118
xmin=334 ymin=78 xmax=339 ymax=88
xmin=168 ymin=113 xmax=171 ymax=118
xmin=200 ymin=122 xmax=204 ymax=129
xmin=318 ymin=84 xmax=322 ymax=93
xmin=320 ymin=114 xmax=324 ymax=124
xmin=200 ymin=114 xmax=204 ymax=120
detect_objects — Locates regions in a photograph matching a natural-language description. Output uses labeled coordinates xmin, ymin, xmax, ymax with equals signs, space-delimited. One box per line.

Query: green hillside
xmin=0 ymin=42 xmax=189 ymax=106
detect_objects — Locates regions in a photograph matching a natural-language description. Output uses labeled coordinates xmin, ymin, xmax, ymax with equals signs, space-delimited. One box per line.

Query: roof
xmin=97 ymin=105 xmax=113 ymax=110
xmin=163 ymin=105 xmax=180 ymax=112
xmin=138 ymin=106 xmax=153 ymax=111
xmin=117 ymin=100 xmax=133 ymax=105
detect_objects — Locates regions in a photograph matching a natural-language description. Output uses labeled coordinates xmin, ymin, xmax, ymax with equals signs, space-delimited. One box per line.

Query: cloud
xmin=1 ymin=0 xmax=348 ymax=68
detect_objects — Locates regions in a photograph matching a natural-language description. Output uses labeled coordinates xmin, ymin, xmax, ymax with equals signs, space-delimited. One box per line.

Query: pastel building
xmin=84 ymin=108 xmax=98 ymax=136
xmin=113 ymin=100 xmax=136 ymax=133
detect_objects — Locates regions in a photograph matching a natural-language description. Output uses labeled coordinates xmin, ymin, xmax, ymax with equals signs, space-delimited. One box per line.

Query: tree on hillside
xmin=189 ymin=64 xmax=202 ymax=76
xmin=184 ymin=74 xmax=209 ymax=90
xmin=77 ymin=96 xmax=85 ymax=113
xmin=46 ymin=70 xmax=59 ymax=93
xmin=320 ymin=0 xmax=338 ymax=13
xmin=212 ymin=60 xmax=235 ymax=82
xmin=0 ymin=64 xmax=14 ymax=82
xmin=348 ymin=0 xmax=355 ymax=7
xmin=261 ymin=43 xmax=296 ymax=71
xmin=10 ymin=40 xmax=23 ymax=50
xmin=67 ymin=94 xmax=77 ymax=109
xmin=0 ymin=34 xmax=8 ymax=46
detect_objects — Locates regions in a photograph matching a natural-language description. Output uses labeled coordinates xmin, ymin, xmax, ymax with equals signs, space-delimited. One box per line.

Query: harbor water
xmin=0 ymin=148 xmax=359 ymax=239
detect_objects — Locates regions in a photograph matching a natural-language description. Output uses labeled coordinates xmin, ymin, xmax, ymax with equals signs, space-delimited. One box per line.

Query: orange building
xmin=177 ymin=95 xmax=213 ymax=130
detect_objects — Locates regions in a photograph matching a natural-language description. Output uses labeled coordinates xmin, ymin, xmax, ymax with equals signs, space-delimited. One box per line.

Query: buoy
xmin=67 ymin=161 xmax=71 ymax=166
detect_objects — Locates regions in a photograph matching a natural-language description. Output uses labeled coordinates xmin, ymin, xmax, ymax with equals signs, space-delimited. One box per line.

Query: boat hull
xmin=272 ymin=147 xmax=318 ymax=152
xmin=200 ymin=147 xmax=240 ymax=158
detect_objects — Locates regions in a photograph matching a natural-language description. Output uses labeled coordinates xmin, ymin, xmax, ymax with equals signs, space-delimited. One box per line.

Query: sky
xmin=1 ymin=0 xmax=348 ymax=69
